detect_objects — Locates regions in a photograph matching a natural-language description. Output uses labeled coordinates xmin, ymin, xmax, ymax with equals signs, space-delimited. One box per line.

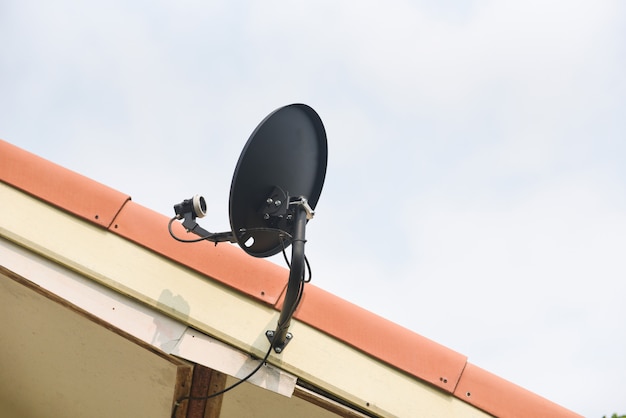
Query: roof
xmin=0 ymin=138 xmax=582 ymax=417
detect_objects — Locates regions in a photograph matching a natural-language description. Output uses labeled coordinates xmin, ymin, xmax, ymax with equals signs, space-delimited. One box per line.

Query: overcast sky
xmin=2 ymin=1 xmax=625 ymax=416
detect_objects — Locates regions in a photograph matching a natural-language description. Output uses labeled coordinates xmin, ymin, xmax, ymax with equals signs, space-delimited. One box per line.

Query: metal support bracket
xmin=265 ymin=330 xmax=293 ymax=354
xmin=293 ymin=197 xmax=315 ymax=220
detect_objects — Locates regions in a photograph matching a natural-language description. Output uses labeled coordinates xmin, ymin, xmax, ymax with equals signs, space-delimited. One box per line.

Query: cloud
xmin=1 ymin=1 xmax=625 ymax=415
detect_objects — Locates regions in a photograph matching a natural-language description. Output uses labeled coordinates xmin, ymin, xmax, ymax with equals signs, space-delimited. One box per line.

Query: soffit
xmin=0 ymin=266 xmax=191 ymax=418
xmin=0 ymin=264 xmax=365 ymax=418
xmin=0 ymin=243 xmax=369 ymax=418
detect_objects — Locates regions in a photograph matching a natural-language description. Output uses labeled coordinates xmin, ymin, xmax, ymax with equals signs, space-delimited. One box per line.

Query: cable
xmin=171 ymin=344 xmax=273 ymax=418
xmin=168 ymin=217 xmax=214 ymax=243
xmin=275 ymin=234 xmax=313 ymax=325
xmin=169 ymin=221 xmax=312 ymax=282
xmin=303 ymin=255 xmax=312 ymax=283
xmin=239 ymin=227 xmax=313 ymax=283
xmin=278 ymin=234 xmax=312 ymax=283
xmin=168 ymin=221 xmax=313 ymax=416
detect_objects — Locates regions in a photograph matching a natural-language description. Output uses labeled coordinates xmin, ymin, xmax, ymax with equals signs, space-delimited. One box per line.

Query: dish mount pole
xmin=265 ymin=196 xmax=313 ymax=353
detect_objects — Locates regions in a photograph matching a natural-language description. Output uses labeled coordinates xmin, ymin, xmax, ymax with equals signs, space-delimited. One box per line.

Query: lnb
xmin=173 ymin=194 xmax=207 ymax=219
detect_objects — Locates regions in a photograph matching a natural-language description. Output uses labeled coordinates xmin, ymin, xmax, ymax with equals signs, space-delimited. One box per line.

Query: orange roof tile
xmin=0 ymin=140 xmax=130 ymax=228
xmin=285 ymin=284 xmax=467 ymax=393
xmin=454 ymin=363 xmax=580 ymax=418
xmin=111 ymin=199 xmax=288 ymax=305
xmin=0 ymin=138 xmax=582 ymax=417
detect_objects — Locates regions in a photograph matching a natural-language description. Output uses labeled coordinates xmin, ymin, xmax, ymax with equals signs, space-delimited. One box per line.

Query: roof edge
xmin=454 ymin=363 xmax=583 ymax=418
xmin=109 ymin=199 xmax=289 ymax=305
xmin=285 ymin=283 xmax=468 ymax=393
xmin=0 ymin=139 xmax=130 ymax=228
xmin=0 ymin=139 xmax=582 ymax=418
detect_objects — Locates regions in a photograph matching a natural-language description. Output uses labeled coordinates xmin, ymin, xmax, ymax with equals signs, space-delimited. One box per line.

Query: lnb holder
xmin=172 ymin=195 xmax=236 ymax=243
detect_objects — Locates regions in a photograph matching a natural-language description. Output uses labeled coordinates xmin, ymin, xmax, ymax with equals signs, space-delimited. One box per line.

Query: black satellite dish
xmin=169 ymin=103 xmax=328 ymax=353
xmin=230 ymin=104 xmax=327 ymax=257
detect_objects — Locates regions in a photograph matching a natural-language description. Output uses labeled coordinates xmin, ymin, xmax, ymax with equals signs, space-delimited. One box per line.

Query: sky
xmin=1 ymin=1 xmax=625 ymax=416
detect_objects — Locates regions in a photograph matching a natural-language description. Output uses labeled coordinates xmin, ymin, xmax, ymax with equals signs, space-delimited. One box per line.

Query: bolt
xmin=266 ymin=198 xmax=273 ymax=204
xmin=286 ymin=333 xmax=292 ymax=340
xmin=275 ymin=347 xmax=282 ymax=353
xmin=267 ymin=330 xmax=274 ymax=337
xmin=263 ymin=213 xmax=270 ymax=220
xmin=274 ymin=200 xmax=281 ymax=206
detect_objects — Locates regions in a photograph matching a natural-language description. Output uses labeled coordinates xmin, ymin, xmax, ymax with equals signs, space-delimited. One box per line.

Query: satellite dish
xmin=169 ymin=103 xmax=327 ymax=353
xmin=229 ymin=104 xmax=327 ymax=257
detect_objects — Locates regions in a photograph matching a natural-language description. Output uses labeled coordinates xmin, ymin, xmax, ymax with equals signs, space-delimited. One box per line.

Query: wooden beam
xmin=204 ymin=370 xmax=227 ymax=418
xmin=293 ymin=384 xmax=374 ymax=418
xmin=186 ymin=365 xmax=227 ymax=418
xmin=172 ymin=364 xmax=194 ymax=418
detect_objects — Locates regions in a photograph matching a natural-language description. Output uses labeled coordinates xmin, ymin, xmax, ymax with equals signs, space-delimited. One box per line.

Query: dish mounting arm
xmin=265 ymin=198 xmax=310 ymax=353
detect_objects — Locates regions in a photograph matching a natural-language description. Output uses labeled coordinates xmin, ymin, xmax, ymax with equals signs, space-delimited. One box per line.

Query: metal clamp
xmin=290 ymin=197 xmax=315 ymax=220
xmin=266 ymin=330 xmax=293 ymax=353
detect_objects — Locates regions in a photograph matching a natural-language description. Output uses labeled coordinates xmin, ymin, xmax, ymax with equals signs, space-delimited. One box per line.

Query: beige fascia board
xmin=170 ymin=328 xmax=297 ymax=397
xmin=0 ymin=235 xmax=188 ymax=352
xmin=0 ymin=182 xmax=276 ymax=353
xmin=0 ymin=236 xmax=299 ymax=397
xmin=0 ymin=182 xmax=491 ymax=418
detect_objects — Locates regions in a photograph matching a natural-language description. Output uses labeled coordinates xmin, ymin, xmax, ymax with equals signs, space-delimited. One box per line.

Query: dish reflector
xmin=229 ymin=104 xmax=328 ymax=258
